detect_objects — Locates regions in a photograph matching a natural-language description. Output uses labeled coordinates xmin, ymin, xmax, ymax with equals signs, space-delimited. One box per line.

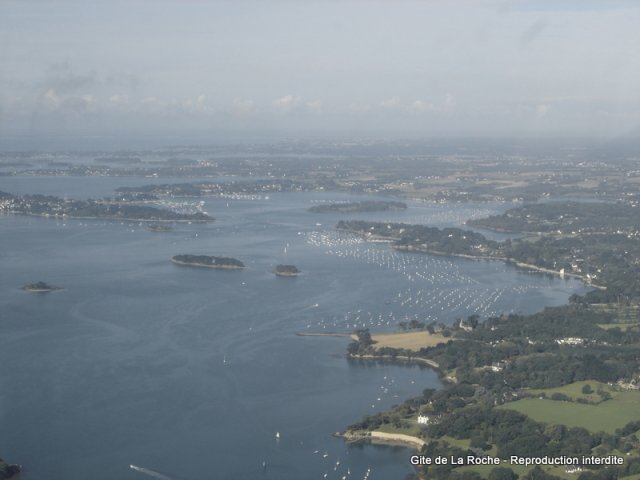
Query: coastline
xmin=337 ymin=430 xmax=425 ymax=449
xmin=509 ymin=260 xmax=606 ymax=289
xmin=348 ymin=353 xmax=440 ymax=370
xmin=347 ymin=353 xmax=457 ymax=384
xmin=339 ymin=226 xmax=605 ymax=289
xmin=392 ymin=244 xmax=606 ymax=289
xmin=370 ymin=431 xmax=426 ymax=449
xmin=297 ymin=331 xmax=449 ymax=375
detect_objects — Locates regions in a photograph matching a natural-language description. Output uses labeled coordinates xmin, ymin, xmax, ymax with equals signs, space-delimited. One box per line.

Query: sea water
xmin=0 ymin=177 xmax=589 ymax=480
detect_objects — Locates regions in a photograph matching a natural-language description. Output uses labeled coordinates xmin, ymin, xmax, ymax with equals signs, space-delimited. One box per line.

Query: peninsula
xmin=171 ymin=254 xmax=244 ymax=269
xmin=274 ymin=264 xmax=301 ymax=277
xmin=335 ymin=219 xmax=614 ymax=290
xmin=339 ymin=202 xmax=640 ymax=479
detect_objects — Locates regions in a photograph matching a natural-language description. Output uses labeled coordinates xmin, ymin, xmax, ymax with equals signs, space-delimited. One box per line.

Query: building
xmin=417 ymin=415 xmax=430 ymax=425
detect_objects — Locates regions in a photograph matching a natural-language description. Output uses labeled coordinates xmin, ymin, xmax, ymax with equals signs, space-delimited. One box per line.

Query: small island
xmin=21 ymin=281 xmax=62 ymax=292
xmin=171 ymin=254 xmax=244 ymax=269
xmin=308 ymin=200 xmax=407 ymax=214
xmin=274 ymin=264 xmax=301 ymax=277
xmin=0 ymin=457 xmax=21 ymax=480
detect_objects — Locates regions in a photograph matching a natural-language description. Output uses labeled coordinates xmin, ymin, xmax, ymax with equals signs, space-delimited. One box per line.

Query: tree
xmin=355 ymin=329 xmax=374 ymax=347
xmin=469 ymin=433 xmax=490 ymax=451
xmin=488 ymin=466 xmax=519 ymax=480
xmin=581 ymin=384 xmax=593 ymax=394
xmin=522 ymin=466 xmax=562 ymax=480
xmin=467 ymin=314 xmax=480 ymax=329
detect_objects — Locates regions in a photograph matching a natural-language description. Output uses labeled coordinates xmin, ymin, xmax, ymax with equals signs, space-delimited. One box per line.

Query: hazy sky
xmin=2 ymin=0 xmax=640 ymax=144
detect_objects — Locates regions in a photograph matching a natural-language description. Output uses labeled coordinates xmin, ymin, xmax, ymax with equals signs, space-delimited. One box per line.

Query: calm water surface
xmin=0 ymin=177 xmax=589 ymax=480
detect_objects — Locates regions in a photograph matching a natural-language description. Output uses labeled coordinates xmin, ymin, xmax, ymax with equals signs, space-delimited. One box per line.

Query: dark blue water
xmin=0 ymin=177 xmax=589 ymax=480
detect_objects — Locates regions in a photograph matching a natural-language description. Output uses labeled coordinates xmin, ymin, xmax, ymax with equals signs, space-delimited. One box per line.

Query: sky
xmin=1 ymin=0 xmax=640 ymax=146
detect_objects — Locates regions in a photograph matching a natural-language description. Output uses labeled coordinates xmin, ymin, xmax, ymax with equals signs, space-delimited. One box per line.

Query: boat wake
xmin=130 ymin=465 xmax=174 ymax=480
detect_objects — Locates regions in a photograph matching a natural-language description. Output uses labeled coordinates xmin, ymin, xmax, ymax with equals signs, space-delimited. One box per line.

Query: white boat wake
xmin=130 ymin=465 xmax=174 ymax=480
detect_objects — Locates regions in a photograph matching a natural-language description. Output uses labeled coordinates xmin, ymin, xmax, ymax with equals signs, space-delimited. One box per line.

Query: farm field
xmin=498 ymin=390 xmax=640 ymax=434
xmin=369 ymin=331 xmax=449 ymax=351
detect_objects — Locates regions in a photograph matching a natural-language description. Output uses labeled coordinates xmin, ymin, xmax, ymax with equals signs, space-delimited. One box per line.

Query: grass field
xmin=450 ymin=381 xmax=640 ymax=478
xmin=440 ymin=435 xmax=472 ymax=450
xmin=498 ymin=391 xmax=640 ymax=434
xmin=369 ymin=331 xmax=449 ymax=351
xmin=526 ymin=380 xmax=612 ymax=403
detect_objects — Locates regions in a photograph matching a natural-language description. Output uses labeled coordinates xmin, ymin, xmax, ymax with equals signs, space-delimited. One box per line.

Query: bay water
xmin=0 ymin=177 xmax=588 ymax=480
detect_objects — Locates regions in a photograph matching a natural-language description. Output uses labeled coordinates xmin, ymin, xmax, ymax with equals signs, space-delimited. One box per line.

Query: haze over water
xmin=0 ymin=177 xmax=589 ymax=480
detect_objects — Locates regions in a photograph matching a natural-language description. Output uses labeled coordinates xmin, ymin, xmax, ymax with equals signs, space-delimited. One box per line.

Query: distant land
xmin=171 ymin=254 xmax=244 ymax=269
xmin=308 ymin=200 xmax=407 ymax=214
xmin=21 ymin=281 xmax=62 ymax=293
xmin=468 ymin=201 xmax=640 ymax=234
xmin=5 ymin=140 xmax=640 ymax=206
xmin=274 ymin=264 xmax=301 ymax=277
xmin=0 ymin=190 xmax=213 ymax=223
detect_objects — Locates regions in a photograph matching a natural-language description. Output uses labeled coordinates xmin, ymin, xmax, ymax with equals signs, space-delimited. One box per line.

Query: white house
xmin=417 ymin=415 xmax=431 ymax=425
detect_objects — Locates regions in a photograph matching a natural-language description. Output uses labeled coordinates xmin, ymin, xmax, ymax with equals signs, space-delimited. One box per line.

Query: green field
xmin=498 ymin=391 xmax=640 ymax=434
xmin=440 ymin=435 xmax=471 ymax=450
xmin=376 ymin=421 xmax=424 ymax=437
xmin=526 ymin=380 xmax=612 ymax=403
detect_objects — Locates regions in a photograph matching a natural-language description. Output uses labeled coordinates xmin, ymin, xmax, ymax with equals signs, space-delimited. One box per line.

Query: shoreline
xmin=336 ymin=430 xmax=425 ymax=449
xmin=509 ymin=260 xmax=606 ymax=289
xmin=297 ymin=331 xmax=450 ymax=377
xmin=338 ymin=227 xmax=604 ymax=289
xmin=348 ymin=353 xmax=440 ymax=370
xmin=347 ymin=353 xmax=457 ymax=384
xmin=370 ymin=431 xmax=426 ymax=449
xmin=391 ymin=244 xmax=606 ymax=290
